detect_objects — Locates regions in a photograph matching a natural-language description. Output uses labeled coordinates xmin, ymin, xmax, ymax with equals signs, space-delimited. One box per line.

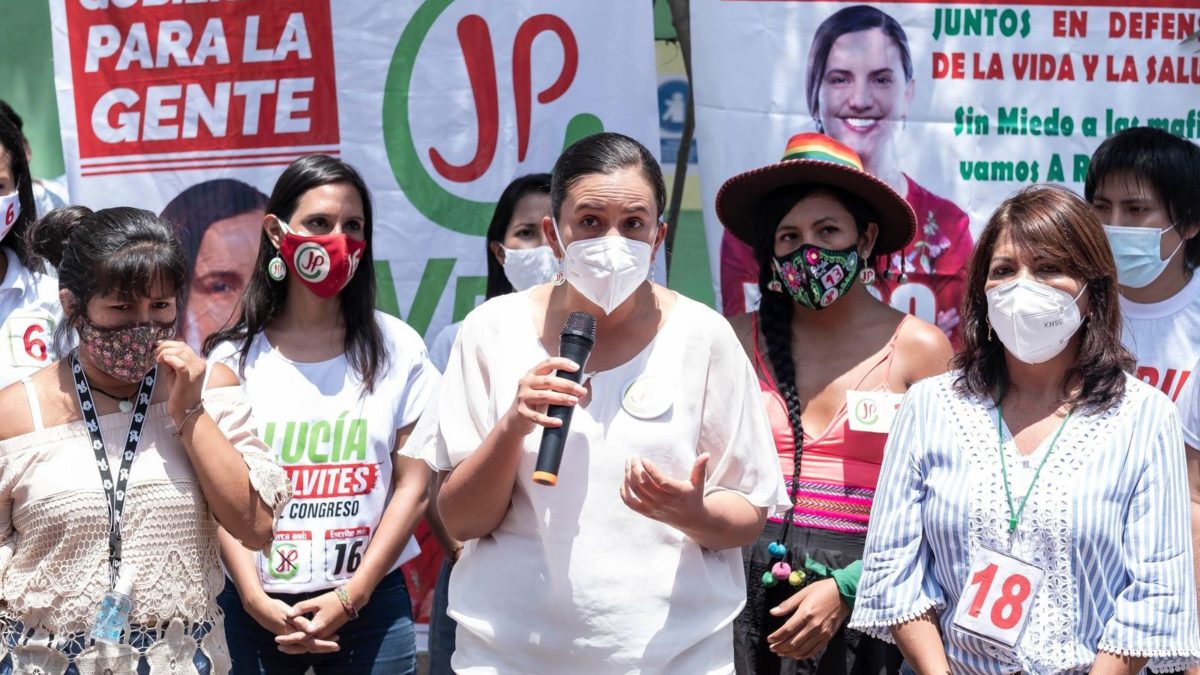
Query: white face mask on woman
xmin=0 ymin=186 xmax=21 ymax=240
xmin=553 ymin=220 xmax=654 ymax=315
xmin=1103 ymin=224 xmax=1185 ymax=289
xmin=502 ymin=245 xmax=558 ymax=291
xmin=986 ymin=278 xmax=1087 ymax=364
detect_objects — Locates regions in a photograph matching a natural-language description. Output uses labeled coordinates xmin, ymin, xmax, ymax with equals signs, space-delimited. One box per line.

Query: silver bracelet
xmin=173 ymin=402 xmax=205 ymax=437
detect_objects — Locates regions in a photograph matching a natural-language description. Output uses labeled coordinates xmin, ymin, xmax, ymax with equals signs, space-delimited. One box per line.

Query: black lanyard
xmin=69 ymin=351 xmax=156 ymax=583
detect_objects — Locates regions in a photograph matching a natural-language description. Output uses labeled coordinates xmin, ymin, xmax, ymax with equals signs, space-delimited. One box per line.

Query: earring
xmin=858 ymin=267 xmax=876 ymax=285
xmin=552 ymin=265 xmax=566 ymax=286
xmin=767 ymin=266 xmax=784 ymax=292
xmin=650 ymin=266 xmax=657 ymax=284
xmin=987 ymin=321 xmax=995 ymax=342
xmin=267 ymin=255 xmax=287 ymax=281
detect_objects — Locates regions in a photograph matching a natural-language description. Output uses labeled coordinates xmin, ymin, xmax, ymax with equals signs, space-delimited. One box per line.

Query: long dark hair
xmin=485 ymin=173 xmax=551 ymax=299
xmin=160 ymin=178 xmax=269 ymax=322
xmin=204 ymin=155 xmax=387 ymax=392
xmin=26 ymin=206 xmax=188 ymax=354
xmin=753 ymin=184 xmax=879 ymax=480
xmin=0 ymin=111 xmax=38 ymax=269
xmin=952 ymin=184 xmax=1133 ymax=414
xmin=806 ymin=5 xmax=914 ymax=130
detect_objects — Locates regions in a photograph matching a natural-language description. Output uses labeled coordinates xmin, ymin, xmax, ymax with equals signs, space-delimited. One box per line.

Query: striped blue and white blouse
xmin=849 ymin=372 xmax=1200 ymax=674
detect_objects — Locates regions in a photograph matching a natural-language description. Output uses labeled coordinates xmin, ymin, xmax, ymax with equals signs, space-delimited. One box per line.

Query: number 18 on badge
xmin=952 ymin=547 xmax=1044 ymax=647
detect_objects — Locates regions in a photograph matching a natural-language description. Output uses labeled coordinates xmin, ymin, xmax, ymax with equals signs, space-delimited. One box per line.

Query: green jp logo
xmin=295 ymin=243 xmax=330 ymax=282
xmin=855 ymin=399 xmax=879 ymax=426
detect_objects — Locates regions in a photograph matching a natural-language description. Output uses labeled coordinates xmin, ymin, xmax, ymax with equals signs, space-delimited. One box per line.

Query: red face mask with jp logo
xmin=274 ymin=217 xmax=367 ymax=299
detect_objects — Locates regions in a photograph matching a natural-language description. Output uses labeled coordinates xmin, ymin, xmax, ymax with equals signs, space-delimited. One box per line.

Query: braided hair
xmin=752 ymin=184 xmax=881 ymax=522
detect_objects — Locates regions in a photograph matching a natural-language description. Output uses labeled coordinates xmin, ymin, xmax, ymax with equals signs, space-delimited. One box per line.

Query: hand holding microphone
xmin=507 ymin=357 xmax=588 ymax=436
xmin=505 ymin=313 xmax=596 ymax=446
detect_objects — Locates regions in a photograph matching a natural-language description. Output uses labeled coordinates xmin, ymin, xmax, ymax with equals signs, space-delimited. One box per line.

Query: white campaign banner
xmin=49 ymin=0 xmax=660 ymax=351
xmin=692 ymin=0 xmax=1200 ymax=334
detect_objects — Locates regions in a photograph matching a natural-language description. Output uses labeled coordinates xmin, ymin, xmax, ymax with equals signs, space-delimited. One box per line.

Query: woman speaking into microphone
xmin=407 ymin=132 xmax=787 ymax=673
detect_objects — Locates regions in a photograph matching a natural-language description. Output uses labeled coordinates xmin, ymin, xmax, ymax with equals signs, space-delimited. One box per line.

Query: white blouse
xmin=0 ymin=384 xmax=291 ymax=675
xmin=406 ymin=290 xmax=788 ymax=675
xmin=849 ymin=372 xmax=1200 ymax=674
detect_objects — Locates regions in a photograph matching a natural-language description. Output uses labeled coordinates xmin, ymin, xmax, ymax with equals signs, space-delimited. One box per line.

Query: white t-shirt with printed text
xmin=212 ymin=311 xmax=439 ymax=593
xmin=0 ymin=247 xmax=63 ymax=390
xmin=1121 ymin=273 xmax=1200 ymax=403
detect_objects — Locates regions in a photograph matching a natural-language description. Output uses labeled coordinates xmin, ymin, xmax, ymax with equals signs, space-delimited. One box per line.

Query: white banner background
xmin=50 ymin=0 xmax=660 ymax=346
xmin=693 ymin=0 xmax=1200 ymax=311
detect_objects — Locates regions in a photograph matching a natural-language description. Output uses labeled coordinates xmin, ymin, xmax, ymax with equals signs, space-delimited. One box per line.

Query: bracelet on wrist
xmin=173 ymin=402 xmax=205 ymax=438
xmin=335 ymin=585 xmax=359 ymax=620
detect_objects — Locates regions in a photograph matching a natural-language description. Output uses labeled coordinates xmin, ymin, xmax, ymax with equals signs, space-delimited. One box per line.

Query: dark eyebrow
xmin=573 ymin=202 xmax=652 ymax=215
xmin=303 ymin=211 xmax=363 ymax=222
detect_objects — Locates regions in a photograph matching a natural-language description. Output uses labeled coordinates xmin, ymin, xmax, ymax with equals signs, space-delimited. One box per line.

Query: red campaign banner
xmin=726 ymin=1 xmax=1200 ymax=8
xmin=325 ymin=526 xmax=371 ymax=540
xmin=286 ymin=463 xmax=380 ymax=499
xmin=65 ymin=0 xmax=339 ymax=170
xmin=400 ymin=520 xmax=442 ymax=625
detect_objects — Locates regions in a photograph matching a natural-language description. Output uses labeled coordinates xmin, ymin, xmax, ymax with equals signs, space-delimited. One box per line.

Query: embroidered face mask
xmin=773 ymin=244 xmax=861 ymax=309
xmin=78 ymin=318 xmax=175 ymax=383
xmin=272 ymin=216 xmax=367 ymax=299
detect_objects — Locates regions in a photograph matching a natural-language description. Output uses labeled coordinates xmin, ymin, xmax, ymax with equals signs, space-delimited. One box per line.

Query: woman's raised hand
xmin=155 ymin=339 xmax=206 ymax=425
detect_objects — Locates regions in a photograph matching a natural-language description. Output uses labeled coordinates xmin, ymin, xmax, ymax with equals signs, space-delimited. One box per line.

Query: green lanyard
xmin=995 ymin=401 xmax=1073 ymax=534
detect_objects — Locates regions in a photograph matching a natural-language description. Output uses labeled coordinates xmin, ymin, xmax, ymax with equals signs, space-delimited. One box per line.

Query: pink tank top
xmin=751 ymin=313 xmax=908 ymax=534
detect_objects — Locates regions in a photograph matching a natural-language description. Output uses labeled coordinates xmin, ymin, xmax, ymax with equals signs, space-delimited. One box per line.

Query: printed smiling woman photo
xmin=721 ymin=5 xmax=973 ymax=349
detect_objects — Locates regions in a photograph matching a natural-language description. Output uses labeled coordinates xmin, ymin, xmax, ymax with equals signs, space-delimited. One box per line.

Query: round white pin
xmin=621 ymin=375 xmax=672 ymax=419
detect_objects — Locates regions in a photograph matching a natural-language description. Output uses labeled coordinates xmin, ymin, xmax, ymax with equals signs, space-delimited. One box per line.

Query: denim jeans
xmin=217 ymin=568 xmax=416 ymax=675
xmin=427 ymin=560 xmax=457 ymax=675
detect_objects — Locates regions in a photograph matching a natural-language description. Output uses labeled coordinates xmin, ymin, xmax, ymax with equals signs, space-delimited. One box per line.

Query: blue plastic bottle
xmin=90 ymin=564 xmax=136 ymax=645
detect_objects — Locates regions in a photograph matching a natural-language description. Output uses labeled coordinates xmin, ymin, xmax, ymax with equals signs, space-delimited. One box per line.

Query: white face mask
xmin=0 ymin=186 xmax=21 ymax=241
xmin=501 ymin=245 xmax=557 ymax=291
xmin=986 ymin=278 xmax=1087 ymax=364
xmin=1103 ymin=224 xmax=1184 ymax=289
xmin=553 ymin=220 xmax=655 ymax=315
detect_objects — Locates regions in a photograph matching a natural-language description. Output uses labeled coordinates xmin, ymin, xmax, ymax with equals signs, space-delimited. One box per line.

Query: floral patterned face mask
xmin=78 ymin=318 xmax=175 ymax=383
xmin=773 ymin=244 xmax=861 ymax=310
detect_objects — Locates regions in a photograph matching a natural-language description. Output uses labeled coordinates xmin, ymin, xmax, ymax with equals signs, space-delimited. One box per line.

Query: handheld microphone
xmin=532 ymin=311 xmax=597 ymax=486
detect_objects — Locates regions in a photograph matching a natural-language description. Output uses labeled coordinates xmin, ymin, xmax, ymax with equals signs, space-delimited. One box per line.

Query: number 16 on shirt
xmin=952 ymin=547 xmax=1045 ymax=648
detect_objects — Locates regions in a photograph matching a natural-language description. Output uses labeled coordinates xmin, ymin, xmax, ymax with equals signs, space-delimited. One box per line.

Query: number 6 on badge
xmin=952 ymin=547 xmax=1045 ymax=647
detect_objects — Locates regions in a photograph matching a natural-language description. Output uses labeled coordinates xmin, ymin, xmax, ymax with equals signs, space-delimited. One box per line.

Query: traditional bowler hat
xmin=716 ymin=133 xmax=916 ymax=255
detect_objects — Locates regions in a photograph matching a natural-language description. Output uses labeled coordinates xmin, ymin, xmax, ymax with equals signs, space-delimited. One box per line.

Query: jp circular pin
xmin=621 ymin=375 xmax=672 ymax=419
